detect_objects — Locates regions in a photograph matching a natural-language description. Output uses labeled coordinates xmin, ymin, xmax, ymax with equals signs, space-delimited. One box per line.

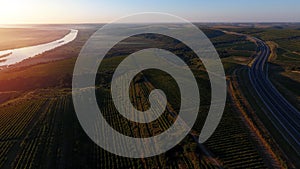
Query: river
xmin=0 ymin=29 xmax=78 ymax=67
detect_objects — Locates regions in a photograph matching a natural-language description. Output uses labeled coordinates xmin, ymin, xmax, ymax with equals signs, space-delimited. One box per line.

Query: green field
xmin=0 ymin=25 xmax=299 ymax=168
xmin=221 ymin=25 xmax=300 ymax=168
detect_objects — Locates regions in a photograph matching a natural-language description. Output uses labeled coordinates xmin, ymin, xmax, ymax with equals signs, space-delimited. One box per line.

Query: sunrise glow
xmin=0 ymin=0 xmax=299 ymax=24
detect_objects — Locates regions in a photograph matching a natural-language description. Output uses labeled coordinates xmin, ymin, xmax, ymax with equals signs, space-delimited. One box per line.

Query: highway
xmin=248 ymin=37 xmax=300 ymax=154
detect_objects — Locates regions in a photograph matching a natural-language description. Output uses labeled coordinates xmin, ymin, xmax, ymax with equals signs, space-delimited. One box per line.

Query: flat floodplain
xmin=0 ymin=24 xmax=299 ymax=168
xmin=0 ymin=28 xmax=69 ymax=51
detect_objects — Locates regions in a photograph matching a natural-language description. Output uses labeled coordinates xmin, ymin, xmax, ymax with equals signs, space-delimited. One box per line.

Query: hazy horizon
xmin=0 ymin=0 xmax=299 ymax=24
xmin=1 ymin=22 xmax=300 ymax=26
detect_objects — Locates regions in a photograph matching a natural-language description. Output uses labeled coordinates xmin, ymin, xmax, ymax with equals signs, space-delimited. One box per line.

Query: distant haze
xmin=0 ymin=0 xmax=299 ymax=24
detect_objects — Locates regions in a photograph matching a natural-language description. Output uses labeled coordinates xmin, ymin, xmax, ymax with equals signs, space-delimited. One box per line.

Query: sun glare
xmin=0 ymin=0 xmax=63 ymax=24
xmin=0 ymin=0 xmax=33 ymax=24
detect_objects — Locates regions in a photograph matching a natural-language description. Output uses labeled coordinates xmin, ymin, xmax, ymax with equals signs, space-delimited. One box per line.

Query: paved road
xmin=249 ymin=37 xmax=300 ymax=154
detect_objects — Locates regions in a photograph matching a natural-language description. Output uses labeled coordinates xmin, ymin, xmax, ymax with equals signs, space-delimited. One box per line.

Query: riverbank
xmin=0 ymin=28 xmax=70 ymax=51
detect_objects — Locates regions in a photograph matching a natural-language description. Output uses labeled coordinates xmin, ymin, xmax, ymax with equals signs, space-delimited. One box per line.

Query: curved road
xmin=249 ymin=37 xmax=300 ymax=154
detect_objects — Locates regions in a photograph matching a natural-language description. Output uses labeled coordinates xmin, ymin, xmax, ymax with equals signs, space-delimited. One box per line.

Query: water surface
xmin=0 ymin=29 xmax=78 ymax=67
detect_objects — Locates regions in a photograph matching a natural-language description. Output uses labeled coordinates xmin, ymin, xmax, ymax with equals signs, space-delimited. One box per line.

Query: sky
xmin=0 ymin=0 xmax=299 ymax=24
